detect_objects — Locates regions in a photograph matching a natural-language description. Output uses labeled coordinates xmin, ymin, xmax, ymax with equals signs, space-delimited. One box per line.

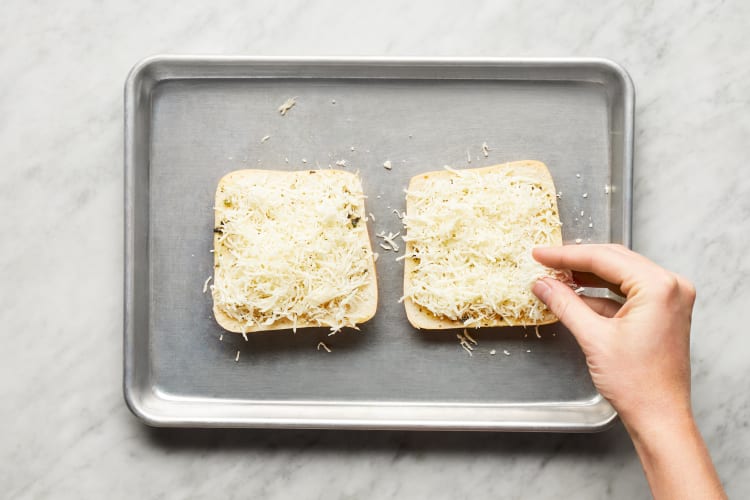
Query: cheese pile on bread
xmin=211 ymin=169 xmax=377 ymax=334
xmin=402 ymin=161 xmax=563 ymax=329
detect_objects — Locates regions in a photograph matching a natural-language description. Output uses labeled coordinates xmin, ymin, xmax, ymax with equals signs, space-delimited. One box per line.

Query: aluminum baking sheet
xmin=124 ymin=56 xmax=633 ymax=430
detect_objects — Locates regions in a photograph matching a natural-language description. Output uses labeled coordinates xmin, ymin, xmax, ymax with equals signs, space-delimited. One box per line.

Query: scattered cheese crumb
xmin=202 ymin=276 xmax=213 ymax=293
xmin=373 ymin=252 xmax=379 ymax=262
xmin=535 ymin=325 xmax=541 ymax=338
xmin=392 ymin=209 xmax=404 ymax=220
xmin=556 ymin=191 xmax=562 ymax=199
xmin=463 ymin=328 xmax=478 ymax=345
xmin=219 ymin=334 xmax=223 ymax=341
xmin=350 ymin=146 xmax=355 ymax=152
xmin=503 ymin=349 xmax=511 ymax=356
xmin=302 ymin=158 xmax=308 ymax=164
xmin=331 ymin=99 xmax=336 ymax=104
xmin=383 ymin=160 xmax=392 ymax=170
xmin=467 ymin=150 xmax=471 ymax=163
xmin=526 ymin=349 xmax=531 ymax=353
xmin=260 ymin=135 xmax=271 ymax=143
xmin=576 ymin=173 xmax=581 ymax=179
xmin=235 ymin=350 xmax=240 ymax=362
xmin=278 ymin=97 xmax=297 ymax=116
xmin=575 ymin=238 xmax=583 ymax=244
xmin=582 ymin=193 xmax=588 ymax=198
xmin=588 ymin=222 xmax=593 ymax=228
xmin=376 ymin=231 xmax=401 ymax=252
xmin=285 ymin=157 xmax=289 ymax=163
xmin=317 ymin=342 xmax=332 ymax=353
xmin=604 ymin=185 xmax=610 ymax=194
xmin=482 ymin=142 xmax=490 ymax=158
xmin=490 ymin=349 xmax=497 ymax=355
xmin=580 ymin=210 xmax=585 ymax=217
xmin=456 ymin=333 xmax=474 ymax=356
xmin=335 ymin=160 xmax=347 ymax=168
xmin=574 ymin=287 xmax=586 ymax=295
xmin=369 ymin=212 xmax=375 ymax=221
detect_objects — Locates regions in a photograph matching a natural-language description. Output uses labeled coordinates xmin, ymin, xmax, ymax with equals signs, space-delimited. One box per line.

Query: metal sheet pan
xmin=124 ymin=56 xmax=633 ymax=430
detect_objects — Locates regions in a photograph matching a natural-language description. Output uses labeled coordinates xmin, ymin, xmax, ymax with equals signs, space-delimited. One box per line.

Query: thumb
xmin=532 ymin=277 xmax=604 ymax=345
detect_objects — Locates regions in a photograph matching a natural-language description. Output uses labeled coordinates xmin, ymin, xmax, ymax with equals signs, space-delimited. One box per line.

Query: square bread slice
xmin=402 ymin=161 xmax=563 ymax=329
xmin=211 ymin=169 xmax=377 ymax=334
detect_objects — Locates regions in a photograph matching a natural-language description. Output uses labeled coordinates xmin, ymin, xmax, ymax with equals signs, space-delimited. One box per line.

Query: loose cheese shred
xmin=202 ymin=276 xmax=212 ymax=293
xmin=212 ymin=171 xmax=374 ymax=334
xmin=463 ymin=328 xmax=478 ymax=345
xmin=278 ymin=97 xmax=297 ymax=116
xmin=402 ymin=166 xmax=563 ymax=325
xmin=376 ymin=231 xmax=401 ymax=252
xmin=383 ymin=160 xmax=392 ymax=170
xmin=482 ymin=142 xmax=490 ymax=158
xmin=456 ymin=333 xmax=474 ymax=356
xmin=317 ymin=342 xmax=332 ymax=353
xmin=235 ymin=350 xmax=240 ymax=362
xmin=261 ymin=135 xmax=271 ymax=143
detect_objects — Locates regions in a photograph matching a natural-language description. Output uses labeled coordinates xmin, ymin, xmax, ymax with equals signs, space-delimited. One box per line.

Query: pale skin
xmin=532 ymin=244 xmax=726 ymax=500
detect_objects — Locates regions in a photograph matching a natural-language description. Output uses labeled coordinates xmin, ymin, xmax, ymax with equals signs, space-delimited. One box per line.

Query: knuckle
xmin=654 ymin=273 xmax=680 ymax=297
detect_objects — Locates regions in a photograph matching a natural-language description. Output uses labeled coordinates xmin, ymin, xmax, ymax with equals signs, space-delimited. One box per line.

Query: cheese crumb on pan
xmin=278 ymin=97 xmax=297 ymax=116
xmin=202 ymin=276 xmax=212 ymax=293
xmin=402 ymin=162 xmax=565 ymax=327
xmin=212 ymin=169 xmax=376 ymax=334
xmin=456 ymin=333 xmax=474 ymax=356
xmin=260 ymin=135 xmax=271 ymax=143
xmin=317 ymin=342 xmax=332 ymax=353
xmin=235 ymin=350 xmax=240 ymax=362
xmin=482 ymin=142 xmax=490 ymax=158
xmin=383 ymin=160 xmax=392 ymax=170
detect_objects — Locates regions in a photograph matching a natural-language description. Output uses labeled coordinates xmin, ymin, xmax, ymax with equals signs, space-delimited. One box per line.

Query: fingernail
xmin=532 ymin=279 xmax=552 ymax=302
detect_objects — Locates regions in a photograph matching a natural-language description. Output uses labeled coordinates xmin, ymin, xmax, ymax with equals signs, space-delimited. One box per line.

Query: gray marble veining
xmin=1 ymin=0 xmax=749 ymax=498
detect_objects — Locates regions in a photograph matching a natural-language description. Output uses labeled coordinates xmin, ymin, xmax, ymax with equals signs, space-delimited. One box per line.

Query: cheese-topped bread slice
xmin=402 ymin=161 xmax=563 ymax=329
xmin=211 ymin=169 xmax=377 ymax=334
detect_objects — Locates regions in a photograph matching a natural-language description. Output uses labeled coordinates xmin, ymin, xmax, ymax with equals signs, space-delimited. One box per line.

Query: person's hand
xmin=531 ymin=243 xmax=695 ymax=427
xmin=532 ymin=244 xmax=725 ymax=499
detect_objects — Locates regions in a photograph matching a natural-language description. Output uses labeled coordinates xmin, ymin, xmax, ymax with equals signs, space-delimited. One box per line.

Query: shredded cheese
xmin=317 ymin=342 xmax=332 ymax=353
xmin=402 ymin=165 xmax=563 ymax=325
xmin=202 ymin=276 xmax=212 ymax=293
xmin=278 ymin=97 xmax=297 ymax=116
xmin=261 ymin=135 xmax=271 ymax=143
xmin=383 ymin=160 xmax=392 ymax=170
xmin=503 ymin=349 xmax=511 ymax=356
xmin=376 ymin=231 xmax=401 ymax=252
xmin=482 ymin=142 xmax=490 ymax=158
xmin=456 ymin=333 xmax=474 ymax=356
xmin=490 ymin=349 xmax=496 ymax=355
xmin=335 ymin=160 xmax=347 ymax=168
xmin=212 ymin=170 xmax=374 ymax=334
xmin=463 ymin=328 xmax=478 ymax=345
xmin=235 ymin=350 xmax=240 ymax=362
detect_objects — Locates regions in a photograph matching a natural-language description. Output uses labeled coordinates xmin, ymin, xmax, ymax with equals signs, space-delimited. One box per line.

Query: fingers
xmin=532 ymin=277 xmax=606 ymax=345
xmin=580 ymin=296 xmax=622 ymax=318
xmin=533 ymin=244 xmax=660 ymax=296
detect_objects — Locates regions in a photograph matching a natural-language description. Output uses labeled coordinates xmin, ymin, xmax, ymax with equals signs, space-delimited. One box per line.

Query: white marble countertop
xmin=2 ymin=0 xmax=749 ymax=498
